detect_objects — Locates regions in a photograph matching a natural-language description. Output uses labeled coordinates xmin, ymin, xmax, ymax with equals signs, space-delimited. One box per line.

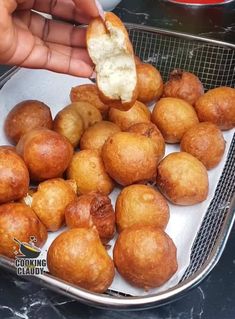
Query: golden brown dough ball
xmin=71 ymin=101 xmax=102 ymax=129
xmin=127 ymin=122 xmax=165 ymax=160
xmin=137 ymin=63 xmax=163 ymax=103
xmin=115 ymin=184 xmax=169 ymax=232
xmin=102 ymin=132 xmax=159 ymax=186
xmin=53 ymin=106 xmax=84 ymax=148
xmin=163 ymin=69 xmax=204 ymax=105
xmin=156 ymin=152 xmax=208 ymax=205
xmin=31 ymin=178 xmax=77 ymax=232
xmin=47 ymin=227 xmax=115 ymax=293
xmin=0 ymin=145 xmax=16 ymax=152
xmin=195 ymin=87 xmax=235 ymax=130
xmin=16 ymin=129 xmax=73 ymax=181
xmin=134 ymin=55 xmax=142 ymax=65
xmin=0 ymin=203 xmax=47 ymax=258
xmin=0 ymin=149 xmax=29 ymax=204
xmin=113 ymin=225 xmax=178 ymax=289
xmin=70 ymin=84 xmax=110 ymax=117
xmin=4 ymin=100 xmax=53 ymax=144
xmin=180 ymin=122 xmax=225 ymax=169
xmin=152 ymin=97 xmax=199 ymax=143
xmin=67 ymin=150 xmax=114 ymax=195
xmin=108 ymin=100 xmax=150 ymax=131
xmin=65 ymin=192 xmax=115 ymax=244
xmin=80 ymin=121 xmax=121 ymax=154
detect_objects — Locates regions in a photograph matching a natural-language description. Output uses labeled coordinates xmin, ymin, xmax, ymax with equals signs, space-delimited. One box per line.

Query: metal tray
xmin=0 ymin=24 xmax=234 ymax=310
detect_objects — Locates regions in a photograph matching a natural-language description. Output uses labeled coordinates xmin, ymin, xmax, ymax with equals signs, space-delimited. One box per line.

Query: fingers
xmin=17 ymin=0 xmax=102 ymax=23
xmin=11 ymin=40 xmax=94 ymax=77
xmin=72 ymin=0 xmax=101 ymax=19
xmin=14 ymin=10 xmax=87 ymax=48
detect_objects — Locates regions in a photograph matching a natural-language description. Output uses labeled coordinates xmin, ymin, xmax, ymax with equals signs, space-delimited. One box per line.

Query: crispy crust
xmin=97 ymin=88 xmax=138 ymax=111
xmin=70 ymin=84 xmax=110 ymax=117
xmin=87 ymin=13 xmax=138 ymax=111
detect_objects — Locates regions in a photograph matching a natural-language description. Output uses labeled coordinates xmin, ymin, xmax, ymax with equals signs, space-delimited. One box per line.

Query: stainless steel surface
xmin=0 ymin=24 xmax=234 ymax=310
xmin=0 ymin=66 xmax=19 ymax=88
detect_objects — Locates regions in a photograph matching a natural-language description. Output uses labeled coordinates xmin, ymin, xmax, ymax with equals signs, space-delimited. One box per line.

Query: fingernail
xmin=95 ymin=0 xmax=105 ymax=20
xmin=89 ymin=71 xmax=96 ymax=79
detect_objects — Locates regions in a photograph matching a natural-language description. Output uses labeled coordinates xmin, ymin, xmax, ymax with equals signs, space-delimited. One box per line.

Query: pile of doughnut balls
xmin=0 ymin=59 xmax=234 ymax=293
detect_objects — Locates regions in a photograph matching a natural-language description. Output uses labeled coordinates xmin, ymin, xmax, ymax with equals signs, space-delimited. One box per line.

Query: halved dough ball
xmin=108 ymin=101 xmax=150 ymax=131
xmin=152 ymin=97 xmax=199 ymax=143
xmin=113 ymin=225 xmax=177 ymax=289
xmin=127 ymin=122 xmax=165 ymax=160
xmin=180 ymin=122 xmax=225 ymax=169
xmin=16 ymin=129 xmax=73 ymax=181
xmin=31 ymin=178 xmax=77 ymax=232
xmin=195 ymin=87 xmax=235 ymax=130
xmin=156 ymin=152 xmax=208 ymax=205
xmin=65 ymin=192 xmax=115 ymax=244
xmin=102 ymin=132 xmax=159 ymax=186
xmin=163 ymin=69 xmax=204 ymax=105
xmin=137 ymin=63 xmax=163 ymax=103
xmin=47 ymin=227 xmax=115 ymax=293
xmin=67 ymin=150 xmax=114 ymax=195
xmin=0 ymin=203 xmax=47 ymax=258
xmin=53 ymin=106 xmax=84 ymax=148
xmin=70 ymin=84 xmax=110 ymax=117
xmin=134 ymin=55 xmax=142 ymax=65
xmin=80 ymin=121 xmax=121 ymax=154
xmin=70 ymin=101 xmax=102 ymax=129
xmin=87 ymin=12 xmax=138 ymax=111
xmin=115 ymin=184 xmax=169 ymax=232
xmin=4 ymin=100 xmax=53 ymax=144
xmin=0 ymin=149 xmax=29 ymax=204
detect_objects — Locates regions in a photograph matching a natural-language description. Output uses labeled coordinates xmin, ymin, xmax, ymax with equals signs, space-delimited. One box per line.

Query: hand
xmin=0 ymin=0 xmax=103 ymax=77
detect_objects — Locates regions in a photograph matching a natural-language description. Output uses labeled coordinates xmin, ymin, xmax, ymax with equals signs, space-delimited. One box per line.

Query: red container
xmin=167 ymin=0 xmax=233 ymax=5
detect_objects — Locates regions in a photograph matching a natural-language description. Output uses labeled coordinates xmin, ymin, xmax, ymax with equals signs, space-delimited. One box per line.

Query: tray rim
xmin=0 ymin=25 xmax=235 ymax=310
xmin=0 ymin=193 xmax=234 ymax=310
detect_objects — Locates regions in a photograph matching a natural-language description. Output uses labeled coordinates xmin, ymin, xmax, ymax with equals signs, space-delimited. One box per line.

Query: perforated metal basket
xmin=0 ymin=24 xmax=234 ymax=310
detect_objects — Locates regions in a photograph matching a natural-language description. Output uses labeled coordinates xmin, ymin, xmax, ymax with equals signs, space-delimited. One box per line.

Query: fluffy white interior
xmin=88 ymin=24 xmax=136 ymax=102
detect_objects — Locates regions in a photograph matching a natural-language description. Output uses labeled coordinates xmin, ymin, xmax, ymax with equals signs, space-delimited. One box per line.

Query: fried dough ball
xmin=137 ymin=63 xmax=163 ymax=103
xmin=0 ymin=203 xmax=47 ymax=258
xmin=4 ymin=100 xmax=53 ymax=144
xmin=152 ymin=97 xmax=199 ymax=143
xmin=80 ymin=121 xmax=121 ymax=154
xmin=102 ymin=132 xmax=159 ymax=186
xmin=31 ymin=178 xmax=77 ymax=231
xmin=0 ymin=149 xmax=29 ymax=204
xmin=65 ymin=192 xmax=115 ymax=244
xmin=108 ymin=101 xmax=150 ymax=131
xmin=53 ymin=106 xmax=84 ymax=148
xmin=127 ymin=122 xmax=165 ymax=160
xmin=70 ymin=84 xmax=110 ymax=117
xmin=180 ymin=122 xmax=225 ymax=169
xmin=71 ymin=101 xmax=102 ymax=129
xmin=113 ymin=225 xmax=177 ymax=289
xmin=0 ymin=145 xmax=16 ymax=152
xmin=16 ymin=129 xmax=73 ymax=181
xmin=156 ymin=152 xmax=208 ymax=205
xmin=195 ymin=87 xmax=235 ymax=130
xmin=134 ymin=55 xmax=142 ymax=65
xmin=47 ymin=227 xmax=115 ymax=293
xmin=163 ymin=69 xmax=204 ymax=105
xmin=115 ymin=185 xmax=169 ymax=232
xmin=67 ymin=150 xmax=114 ymax=195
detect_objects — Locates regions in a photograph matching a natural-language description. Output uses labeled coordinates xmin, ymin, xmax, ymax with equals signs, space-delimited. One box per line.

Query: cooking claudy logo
xmin=14 ymin=236 xmax=47 ymax=275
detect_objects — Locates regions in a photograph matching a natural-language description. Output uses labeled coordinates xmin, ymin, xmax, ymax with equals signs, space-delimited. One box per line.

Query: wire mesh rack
xmin=128 ymin=26 xmax=235 ymax=89
xmin=0 ymin=24 xmax=234 ymax=310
